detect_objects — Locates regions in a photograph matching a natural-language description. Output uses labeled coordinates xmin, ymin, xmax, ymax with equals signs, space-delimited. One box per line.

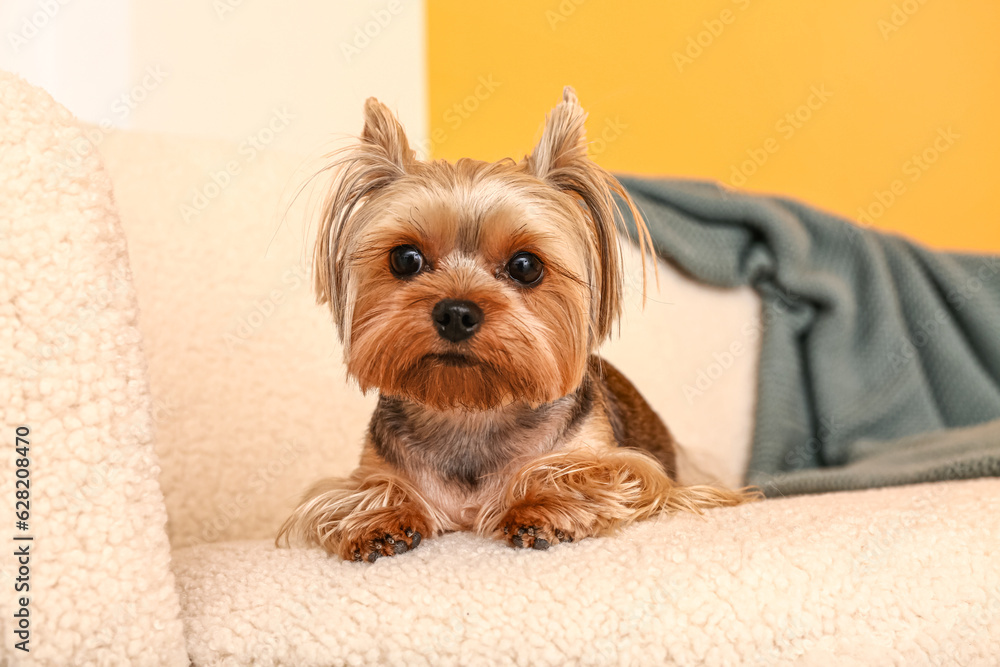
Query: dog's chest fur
xmin=363 ymin=356 xmax=677 ymax=528
xmin=368 ymin=376 xmax=598 ymax=526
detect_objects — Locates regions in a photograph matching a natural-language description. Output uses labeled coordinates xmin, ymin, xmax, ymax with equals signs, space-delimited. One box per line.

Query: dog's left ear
xmin=528 ymin=87 xmax=589 ymax=178
xmin=528 ymin=87 xmax=650 ymax=343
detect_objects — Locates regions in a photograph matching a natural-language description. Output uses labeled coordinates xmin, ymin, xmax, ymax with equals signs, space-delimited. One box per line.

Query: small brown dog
xmin=278 ymin=87 xmax=751 ymax=562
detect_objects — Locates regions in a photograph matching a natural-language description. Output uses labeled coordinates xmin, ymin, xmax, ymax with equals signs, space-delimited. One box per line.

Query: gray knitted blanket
xmin=618 ymin=176 xmax=1000 ymax=496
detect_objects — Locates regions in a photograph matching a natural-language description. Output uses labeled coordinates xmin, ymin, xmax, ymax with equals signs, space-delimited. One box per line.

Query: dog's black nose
xmin=432 ymin=299 xmax=483 ymax=343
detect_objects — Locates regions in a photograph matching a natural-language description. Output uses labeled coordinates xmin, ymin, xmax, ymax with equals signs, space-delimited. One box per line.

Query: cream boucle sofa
xmin=2 ymin=72 xmax=998 ymax=666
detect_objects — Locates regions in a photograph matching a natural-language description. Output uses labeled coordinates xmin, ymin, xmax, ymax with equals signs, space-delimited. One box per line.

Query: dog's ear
xmin=527 ymin=87 xmax=651 ymax=343
xmin=360 ymin=97 xmax=415 ymax=173
xmin=528 ymin=86 xmax=588 ymax=178
xmin=314 ymin=99 xmax=414 ymax=346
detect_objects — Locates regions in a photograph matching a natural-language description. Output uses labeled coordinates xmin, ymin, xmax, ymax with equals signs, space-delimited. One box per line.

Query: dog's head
xmin=315 ymin=87 xmax=650 ymax=410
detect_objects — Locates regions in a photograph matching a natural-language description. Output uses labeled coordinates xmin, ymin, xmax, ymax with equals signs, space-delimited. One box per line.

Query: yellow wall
xmin=427 ymin=1 xmax=1000 ymax=252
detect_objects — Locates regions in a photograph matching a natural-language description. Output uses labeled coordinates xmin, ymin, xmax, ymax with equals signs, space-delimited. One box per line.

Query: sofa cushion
xmin=173 ymin=478 xmax=1000 ymax=666
xmin=0 ymin=71 xmax=187 ymax=665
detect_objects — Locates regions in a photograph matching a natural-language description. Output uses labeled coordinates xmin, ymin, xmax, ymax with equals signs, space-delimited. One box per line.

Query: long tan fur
xmin=527 ymin=86 xmax=656 ymax=338
xmin=279 ymin=88 xmax=756 ymax=563
xmin=276 ymin=464 xmax=455 ymax=561
xmin=476 ymin=448 xmax=757 ymax=542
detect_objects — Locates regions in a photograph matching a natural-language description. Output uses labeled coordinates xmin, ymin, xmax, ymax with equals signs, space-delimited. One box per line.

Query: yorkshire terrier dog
xmin=278 ymin=87 xmax=752 ymax=562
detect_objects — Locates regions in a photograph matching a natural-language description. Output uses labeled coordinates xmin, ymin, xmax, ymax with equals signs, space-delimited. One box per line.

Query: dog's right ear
xmin=360 ymin=98 xmax=415 ymax=174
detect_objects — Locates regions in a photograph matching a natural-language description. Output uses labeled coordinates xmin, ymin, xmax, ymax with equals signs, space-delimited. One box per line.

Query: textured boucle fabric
xmin=0 ymin=72 xmax=188 ymax=664
xmin=618 ymin=175 xmax=1000 ymax=496
xmin=173 ymin=477 xmax=1000 ymax=666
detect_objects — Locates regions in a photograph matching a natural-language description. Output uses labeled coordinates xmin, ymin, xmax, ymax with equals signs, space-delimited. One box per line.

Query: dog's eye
xmin=506 ymin=251 xmax=544 ymax=286
xmin=389 ymin=245 xmax=425 ymax=277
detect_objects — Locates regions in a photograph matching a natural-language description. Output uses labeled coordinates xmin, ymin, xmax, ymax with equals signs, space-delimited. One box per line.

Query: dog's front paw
xmin=346 ymin=526 xmax=423 ymax=563
xmin=497 ymin=503 xmax=580 ymax=551
xmin=339 ymin=507 xmax=431 ymax=563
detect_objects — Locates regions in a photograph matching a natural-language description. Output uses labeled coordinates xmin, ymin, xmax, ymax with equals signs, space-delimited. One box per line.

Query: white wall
xmin=0 ymin=0 xmax=427 ymax=154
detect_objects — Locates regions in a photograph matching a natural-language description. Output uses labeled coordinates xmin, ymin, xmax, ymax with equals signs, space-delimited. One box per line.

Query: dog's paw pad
xmin=500 ymin=518 xmax=571 ymax=550
xmin=497 ymin=501 xmax=580 ymax=550
xmin=341 ymin=517 xmax=429 ymax=563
